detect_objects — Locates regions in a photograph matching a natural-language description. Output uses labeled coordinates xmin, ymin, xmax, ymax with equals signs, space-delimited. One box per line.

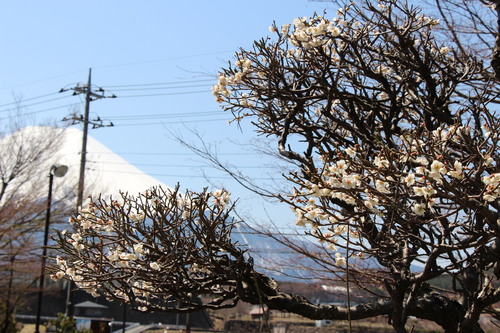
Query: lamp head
xmin=50 ymin=164 xmax=68 ymax=177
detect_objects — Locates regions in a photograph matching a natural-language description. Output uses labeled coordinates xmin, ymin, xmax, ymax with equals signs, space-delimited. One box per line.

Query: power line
xmin=0 ymin=71 xmax=85 ymax=91
xmin=86 ymin=160 xmax=276 ymax=169
xmin=0 ymin=79 xmax=216 ymax=116
xmin=110 ymin=119 xmax=229 ymax=127
xmin=86 ymin=167 xmax=277 ymax=181
xmin=109 ymin=110 xmax=220 ymax=120
xmin=0 ymin=95 xmax=74 ymax=114
xmin=0 ymin=89 xmax=210 ymax=113
xmin=0 ymin=104 xmax=80 ymax=121
xmin=0 ymin=92 xmax=61 ymax=108
xmin=100 ymin=78 xmax=214 ymax=88
xmin=108 ymin=84 xmax=211 ymax=92
xmin=0 ymin=103 xmax=225 ymax=122
xmin=90 ymin=151 xmax=257 ymax=156
xmin=116 ymin=90 xmax=209 ymax=98
xmin=0 ymin=111 xmax=229 ymax=125
xmin=91 ymin=50 xmax=233 ymax=70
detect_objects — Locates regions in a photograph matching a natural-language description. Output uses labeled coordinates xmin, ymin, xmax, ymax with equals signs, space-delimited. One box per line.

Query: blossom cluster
xmin=51 ymin=186 xmax=238 ymax=306
xmin=286 ymin=15 xmax=343 ymax=50
xmin=482 ymin=173 xmax=500 ymax=202
xmin=288 ymin=121 xmax=497 ymax=263
xmin=212 ymin=58 xmax=252 ymax=103
xmin=212 ymin=189 xmax=231 ymax=209
xmin=211 ymin=0 xmax=450 ymax=131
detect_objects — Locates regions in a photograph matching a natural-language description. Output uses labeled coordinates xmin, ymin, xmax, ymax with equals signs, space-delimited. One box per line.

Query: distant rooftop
xmin=74 ymin=301 xmax=108 ymax=309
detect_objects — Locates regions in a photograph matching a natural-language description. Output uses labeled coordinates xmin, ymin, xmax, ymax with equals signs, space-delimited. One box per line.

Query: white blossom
xmin=413 ymin=185 xmax=437 ymax=198
xmin=403 ymin=173 xmax=416 ymax=185
xmin=128 ymin=212 xmax=145 ymax=222
xmin=150 ymin=262 xmax=161 ymax=271
xmin=81 ymin=220 xmax=92 ymax=229
xmin=430 ymin=160 xmax=447 ymax=174
xmin=56 ymin=256 xmax=66 ymax=266
xmin=212 ymin=189 xmax=231 ymax=208
xmin=335 ymin=252 xmax=346 ymax=266
xmin=327 ymin=25 xmax=341 ymax=37
xmin=51 ymin=271 xmax=65 ymax=280
xmin=483 ymin=155 xmax=494 ymax=167
xmin=71 ymin=233 xmax=83 ymax=242
xmin=374 ymin=156 xmax=390 ymax=168
xmin=375 ymin=180 xmax=391 ymax=194
xmin=119 ymin=252 xmax=137 ymax=261
xmin=342 ymin=173 xmax=361 ymax=189
xmin=326 ymin=243 xmax=337 ymax=251
xmin=344 ymin=146 xmax=356 ymax=158
xmin=133 ymin=243 xmax=144 ymax=254
xmin=414 ymin=156 xmax=429 ymax=166
xmin=412 ymin=203 xmax=426 ymax=216
xmin=439 ymin=46 xmax=450 ymax=55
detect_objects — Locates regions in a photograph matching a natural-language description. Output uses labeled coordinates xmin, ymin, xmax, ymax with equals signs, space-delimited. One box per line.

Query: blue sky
xmin=0 ymin=0 xmax=330 ymax=229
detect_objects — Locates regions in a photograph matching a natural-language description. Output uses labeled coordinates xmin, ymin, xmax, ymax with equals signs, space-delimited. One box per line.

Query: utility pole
xmin=61 ymin=68 xmax=115 ymax=208
xmin=77 ymin=69 xmax=92 ymax=209
xmin=59 ymin=68 xmax=115 ymax=317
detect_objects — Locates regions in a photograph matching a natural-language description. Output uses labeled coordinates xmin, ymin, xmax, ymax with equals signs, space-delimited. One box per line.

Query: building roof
xmin=74 ymin=301 xmax=108 ymax=309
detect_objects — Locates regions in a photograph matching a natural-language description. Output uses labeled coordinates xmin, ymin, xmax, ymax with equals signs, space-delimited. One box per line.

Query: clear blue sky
xmin=0 ymin=0 xmax=330 ymax=229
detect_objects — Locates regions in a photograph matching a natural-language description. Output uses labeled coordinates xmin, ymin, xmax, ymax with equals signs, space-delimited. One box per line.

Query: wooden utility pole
xmin=77 ymin=69 xmax=92 ymax=208
xmin=59 ymin=68 xmax=115 ymax=317
xmin=65 ymin=68 xmax=115 ymax=208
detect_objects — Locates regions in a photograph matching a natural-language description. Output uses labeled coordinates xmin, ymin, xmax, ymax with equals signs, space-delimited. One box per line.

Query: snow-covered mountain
xmin=0 ymin=126 xmax=171 ymax=203
xmin=53 ymin=126 xmax=171 ymax=198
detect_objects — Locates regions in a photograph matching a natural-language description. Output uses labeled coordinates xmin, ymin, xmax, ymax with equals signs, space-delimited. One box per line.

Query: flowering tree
xmin=51 ymin=1 xmax=499 ymax=332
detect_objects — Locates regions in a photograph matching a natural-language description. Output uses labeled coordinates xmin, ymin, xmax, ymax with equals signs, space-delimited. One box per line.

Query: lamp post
xmin=34 ymin=164 xmax=68 ymax=333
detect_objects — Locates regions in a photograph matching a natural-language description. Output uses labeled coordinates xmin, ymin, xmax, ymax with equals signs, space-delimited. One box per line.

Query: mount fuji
xmin=1 ymin=126 xmax=171 ymax=202
xmin=55 ymin=126 xmax=171 ymax=198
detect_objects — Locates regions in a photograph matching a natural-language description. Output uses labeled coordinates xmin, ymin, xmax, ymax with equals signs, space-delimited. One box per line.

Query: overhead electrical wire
xmin=91 ymin=50 xmax=233 ymax=70
xmin=1 ymin=79 xmax=213 ymax=112
xmin=111 ymin=118 xmax=230 ymax=127
xmin=116 ymin=90 xmax=209 ymax=98
xmin=109 ymin=110 xmax=220 ymax=120
xmin=0 ymin=94 xmax=74 ymax=114
xmin=0 ymin=110 xmax=227 ymax=124
xmin=1 ymin=47 xmax=228 ymax=91
xmin=0 ymin=91 xmax=61 ymax=108
xmin=107 ymin=84 xmax=211 ymax=92
xmin=86 ymin=160 xmax=275 ymax=169
xmin=91 ymin=151 xmax=256 ymax=156
xmin=100 ymin=78 xmax=214 ymax=88
xmin=0 ymin=79 xmax=220 ymax=122
xmin=0 ymin=104 xmax=81 ymax=121
xmin=86 ymin=167 xmax=276 ymax=181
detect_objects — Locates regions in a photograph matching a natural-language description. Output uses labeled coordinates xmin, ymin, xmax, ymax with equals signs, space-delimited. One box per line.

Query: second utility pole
xmin=64 ymin=68 xmax=114 ymax=207
xmin=77 ymin=68 xmax=92 ymax=208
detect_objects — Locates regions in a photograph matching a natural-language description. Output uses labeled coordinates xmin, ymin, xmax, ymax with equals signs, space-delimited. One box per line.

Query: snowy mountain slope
xmin=0 ymin=126 xmax=172 ymax=204
xmin=54 ymin=126 xmax=172 ymax=199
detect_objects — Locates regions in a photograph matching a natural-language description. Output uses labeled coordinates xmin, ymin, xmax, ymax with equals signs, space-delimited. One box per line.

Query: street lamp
xmin=34 ymin=164 xmax=68 ymax=333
